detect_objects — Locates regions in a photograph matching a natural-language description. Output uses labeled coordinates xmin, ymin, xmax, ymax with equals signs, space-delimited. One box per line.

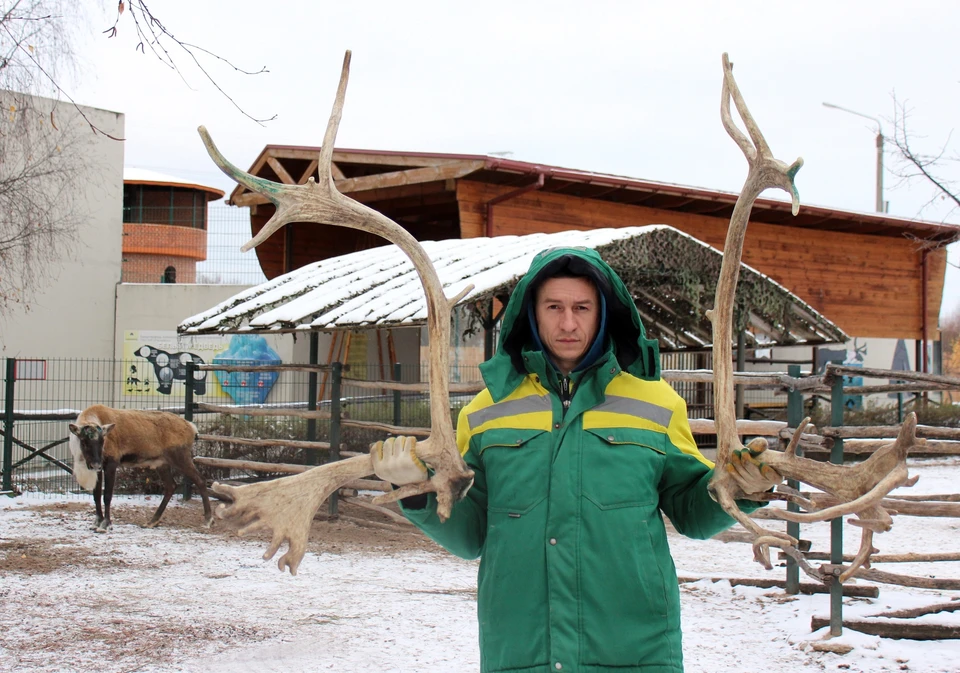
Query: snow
xmin=177 ymin=225 xmax=710 ymax=334
xmin=2 ymin=458 xmax=960 ymax=672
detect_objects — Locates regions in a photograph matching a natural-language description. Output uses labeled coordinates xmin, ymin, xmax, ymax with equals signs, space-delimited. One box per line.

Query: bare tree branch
xmin=888 ymin=94 xmax=960 ymax=220
xmin=0 ymin=91 xmax=99 ymax=317
xmin=105 ymin=1 xmax=276 ymax=125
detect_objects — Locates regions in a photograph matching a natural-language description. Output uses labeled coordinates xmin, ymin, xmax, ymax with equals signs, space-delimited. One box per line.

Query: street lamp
xmin=822 ymin=101 xmax=886 ymax=213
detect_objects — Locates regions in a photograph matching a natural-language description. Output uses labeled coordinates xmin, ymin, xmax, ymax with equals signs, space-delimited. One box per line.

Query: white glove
xmin=370 ymin=436 xmax=428 ymax=486
xmin=726 ymin=438 xmax=783 ymax=495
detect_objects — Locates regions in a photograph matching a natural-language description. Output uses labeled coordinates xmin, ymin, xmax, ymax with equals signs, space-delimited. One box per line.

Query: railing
xmin=120 ymin=204 xmax=268 ymax=286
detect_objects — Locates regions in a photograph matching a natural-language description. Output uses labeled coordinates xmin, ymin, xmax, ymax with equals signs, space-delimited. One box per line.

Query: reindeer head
xmin=68 ymin=423 xmax=115 ymax=471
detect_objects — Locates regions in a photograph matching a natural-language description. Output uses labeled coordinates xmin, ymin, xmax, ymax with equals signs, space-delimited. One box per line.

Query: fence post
xmin=785 ymin=364 xmax=803 ymax=594
xmin=328 ymin=361 xmax=342 ymax=517
xmin=829 ymin=374 xmax=845 ymax=635
xmin=182 ymin=361 xmax=196 ymax=501
xmin=2 ymin=359 xmax=15 ymax=493
xmin=307 ymin=333 xmax=319 ymax=466
xmin=393 ymin=362 xmax=402 ymax=427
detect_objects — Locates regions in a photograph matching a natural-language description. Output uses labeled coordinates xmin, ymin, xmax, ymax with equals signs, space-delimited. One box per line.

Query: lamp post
xmin=822 ymin=102 xmax=885 ymax=213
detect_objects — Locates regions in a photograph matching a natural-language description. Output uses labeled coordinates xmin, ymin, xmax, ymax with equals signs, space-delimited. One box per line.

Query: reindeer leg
xmin=92 ymin=471 xmax=105 ymax=530
xmin=185 ymin=462 xmax=214 ymax=528
xmin=97 ymin=461 xmax=118 ymax=532
xmin=146 ymin=464 xmax=177 ymax=529
xmin=170 ymin=449 xmax=214 ymax=528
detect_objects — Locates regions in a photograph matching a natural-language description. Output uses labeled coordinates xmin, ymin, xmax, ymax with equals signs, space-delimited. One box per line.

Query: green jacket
xmin=403 ymin=247 xmax=756 ymax=673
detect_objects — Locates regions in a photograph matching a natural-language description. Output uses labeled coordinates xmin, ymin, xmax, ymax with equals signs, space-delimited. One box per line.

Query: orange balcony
xmin=122 ymin=223 xmax=207 ymax=261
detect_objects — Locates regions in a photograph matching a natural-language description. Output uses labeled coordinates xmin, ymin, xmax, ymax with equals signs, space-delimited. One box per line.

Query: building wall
xmin=114 ymin=284 xmax=271 ymax=357
xmin=122 ymin=222 xmax=207 ymax=282
xmin=0 ymin=94 xmax=124 ymax=359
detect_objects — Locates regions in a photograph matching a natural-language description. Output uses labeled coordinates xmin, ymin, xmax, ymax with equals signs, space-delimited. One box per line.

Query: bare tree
xmin=0 ymin=1 xmax=271 ymax=318
xmin=103 ymin=1 xmax=274 ymax=125
xmin=0 ymin=93 xmax=93 ymax=315
xmin=0 ymin=3 xmax=98 ymax=316
xmin=889 ymin=95 xmax=960 ymax=221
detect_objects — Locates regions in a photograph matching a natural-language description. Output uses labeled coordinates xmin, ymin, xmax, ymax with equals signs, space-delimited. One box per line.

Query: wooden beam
xmin=822 ymin=424 xmax=960 ymax=440
xmin=331 ymin=151 xmax=470 ymax=167
xmin=265 ymin=147 xmax=472 ymax=167
xmin=232 ymin=191 xmax=271 ymax=207
xmin=336 ymin=160 xmax=484 ymax=194
xmin=299 ymin=158 xmax=319 ymax=184
xmin=231 ymin=160 xmax=484 ymax=207
xmin=195 ymin=434 xmax=334 ymax=451
xmin=810 ymin=616 xmax=960 ymax=640
xmin=330 ymin=161 xmax=346 ymax=180
xmin=266 ymin=156 xmax=295 ymax=185
xmin=677 ymin=575 xmax=878 ymax=598
xmin=341 ymin=418 xmax=431 ymax=437
xmin=197 ymin=403 xmax=331 ymax=420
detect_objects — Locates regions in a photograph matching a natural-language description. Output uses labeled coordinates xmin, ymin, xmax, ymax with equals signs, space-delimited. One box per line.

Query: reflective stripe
xmin=468 ymin=395 xmax=552 ymax=429
xmin=591 ymin=395 xmax=673 ymax=427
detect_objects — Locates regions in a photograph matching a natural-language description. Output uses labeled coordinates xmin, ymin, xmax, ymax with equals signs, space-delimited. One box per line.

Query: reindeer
xmin=198 ymin=51 xmax=919 ymax=587
xmin=68 ymin=405 xmax=214 ymax=532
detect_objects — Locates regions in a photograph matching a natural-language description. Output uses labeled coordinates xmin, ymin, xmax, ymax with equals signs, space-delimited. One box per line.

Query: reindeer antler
xmin=200 ymin=51 xmax=474 ymax=575
xmin=706 ymin=53 xmax=921 ymax=583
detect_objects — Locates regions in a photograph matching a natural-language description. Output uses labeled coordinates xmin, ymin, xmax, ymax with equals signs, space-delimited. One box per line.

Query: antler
xmin=706 ymin=53 xmax=921 ymax=583
xmin=200 ymin=51 xmax=475 ymax=575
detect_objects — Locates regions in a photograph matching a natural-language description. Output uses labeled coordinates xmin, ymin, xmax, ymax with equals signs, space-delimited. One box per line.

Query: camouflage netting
xmin=465 ymin=228 xmax=846 ymax=352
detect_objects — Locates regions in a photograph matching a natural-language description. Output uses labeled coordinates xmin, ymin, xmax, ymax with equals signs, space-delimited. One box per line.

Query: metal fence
xmin=195 ymin=204 xmax=268 ymax=285
xmin=0 ymin=357 xmax=483 ymax=496
xmin=1 ymin=355 xmax=721 ymax=496
xmin=121 ymin=204 xmax=268 ymax=286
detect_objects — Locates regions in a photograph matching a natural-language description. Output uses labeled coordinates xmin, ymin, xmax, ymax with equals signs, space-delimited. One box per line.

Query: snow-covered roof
xmin=178 ymin=226 xmax=848 ymax=350
xmin=124 ymin=167 xmax=225 ymax=199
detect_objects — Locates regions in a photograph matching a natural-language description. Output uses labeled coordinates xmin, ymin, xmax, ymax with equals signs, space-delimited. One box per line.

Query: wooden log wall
xmin=456 ymin=180 xmax=947 ymax=340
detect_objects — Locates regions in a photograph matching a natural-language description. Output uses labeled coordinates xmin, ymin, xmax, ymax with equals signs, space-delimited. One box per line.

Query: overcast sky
xmin=69 ymin=0 xmax=960 ymax=319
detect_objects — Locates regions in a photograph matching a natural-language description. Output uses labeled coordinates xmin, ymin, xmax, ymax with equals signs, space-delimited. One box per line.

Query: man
xmin=371 ymin=247 xmax=780 ymax=673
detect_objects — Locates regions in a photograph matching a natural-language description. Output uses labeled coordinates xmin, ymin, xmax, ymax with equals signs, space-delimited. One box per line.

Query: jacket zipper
xmin=560 ymin=375 xmax=571 ymax=413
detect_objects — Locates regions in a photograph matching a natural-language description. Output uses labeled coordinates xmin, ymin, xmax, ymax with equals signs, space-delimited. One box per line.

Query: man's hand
xmin=726 ymin=438 xmax=783 ymax=495
xmin=370 ymin=436 xmax=428 ymax=486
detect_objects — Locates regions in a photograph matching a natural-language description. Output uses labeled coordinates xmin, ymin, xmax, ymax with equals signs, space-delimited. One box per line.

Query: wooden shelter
xmin=228 ymin=147 xmax=960 ymax=347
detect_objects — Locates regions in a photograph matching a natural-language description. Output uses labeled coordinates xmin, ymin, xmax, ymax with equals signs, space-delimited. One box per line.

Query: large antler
xmin=706 ymin=54 xmax=921 ymax=583
xmin=201 ymin=51 xmax=474 ymax=575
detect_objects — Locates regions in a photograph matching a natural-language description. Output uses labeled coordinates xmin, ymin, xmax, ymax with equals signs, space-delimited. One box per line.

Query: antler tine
xmin=201 ymin=51 xmax=476 ymax=575
xmin=708 ymin=52 xmax=821 ymax=578
xmin=197 ymin=125 xmax=288 ymax=216
xmin=784 ymin=416 xmax=811 ymax=457
xmin=719 ymin=54 xmax=756 ymax=162
xmin=721 ymin=53 xmax=771 ymax=159
xmin=711 ymin=53 xmax=919 ymax=584
xmin=316 ymin=50 xmax=351 ymax=185
xmin=719 ymin=53 xmax=803 ymax=216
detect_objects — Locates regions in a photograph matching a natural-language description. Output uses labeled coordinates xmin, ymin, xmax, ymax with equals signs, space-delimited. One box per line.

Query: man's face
xmin=534 ymin=276 xmax=601 ymax=375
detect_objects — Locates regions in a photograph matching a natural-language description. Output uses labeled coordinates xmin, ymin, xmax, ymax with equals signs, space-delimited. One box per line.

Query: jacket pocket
xmin=579 ymin=509 xmax=678 ymax=666
xmin=479 ymin=428 xmax=549 ymax=514
xmin=582 ymin=427 xmax=665 ymax=509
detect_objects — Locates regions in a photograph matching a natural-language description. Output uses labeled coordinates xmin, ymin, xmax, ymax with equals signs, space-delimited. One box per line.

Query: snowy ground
xmin=2 ymin=458 xmax=960 ymax=673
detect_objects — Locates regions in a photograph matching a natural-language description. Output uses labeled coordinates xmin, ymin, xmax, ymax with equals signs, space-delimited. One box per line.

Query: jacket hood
xmin=480 ymin=246 xmax=660 ymax=400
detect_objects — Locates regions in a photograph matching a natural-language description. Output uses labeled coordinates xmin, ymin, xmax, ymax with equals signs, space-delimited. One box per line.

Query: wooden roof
xmin=229 ymin=146 xmax=960 ymax=244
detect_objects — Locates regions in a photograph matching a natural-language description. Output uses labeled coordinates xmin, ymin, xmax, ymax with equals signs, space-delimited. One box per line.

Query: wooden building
xmin=228 ymin=147 xmax=960 ymax=361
